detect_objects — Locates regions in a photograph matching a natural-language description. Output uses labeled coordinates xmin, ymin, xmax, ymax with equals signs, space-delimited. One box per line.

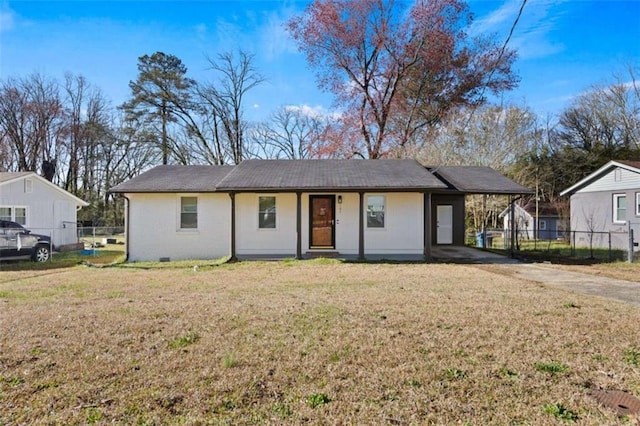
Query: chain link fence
xmin=77 ymin=227 xmax=125 ymax=250
xmin=471 ymin=226 xmax=639 ymax=263
xmin=10 ymin=225 xmax=125 ymax=251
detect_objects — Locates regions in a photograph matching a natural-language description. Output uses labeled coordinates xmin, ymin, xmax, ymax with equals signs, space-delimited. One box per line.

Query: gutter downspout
xmin=122 ymin=194 xmax=130 ymax=262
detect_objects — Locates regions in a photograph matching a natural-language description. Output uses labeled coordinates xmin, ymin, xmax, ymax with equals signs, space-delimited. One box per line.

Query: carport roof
xmin=428 ymin=166 xmax=533 ymax=195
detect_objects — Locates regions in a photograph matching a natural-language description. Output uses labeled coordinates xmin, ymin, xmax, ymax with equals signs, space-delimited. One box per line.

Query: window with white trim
xmin=0 ymin=206 xmax=27 ymax=225
xmin=258 ymin=196 xmax=276 ymax=229
xmin=613 ymin=194 xmax=626 ymax=223
xmin=367 ymin=195 xmax=385 ymax=228
xmin=538 ymin=220 xmax=547 ymax=230
xmin=636 ymin=193 xmax=640 ymax=216
xmin=0 ymin=207 xmax=11 ymax=222
xmin=180 ymin=197 xmax=198 ymax=229
xmin=14 ymin=207 xmax=26 ymax=225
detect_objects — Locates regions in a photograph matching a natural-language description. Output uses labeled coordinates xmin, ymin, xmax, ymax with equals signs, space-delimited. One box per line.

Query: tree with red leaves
xmin=288 ymin=0 xmax=518 ymax=158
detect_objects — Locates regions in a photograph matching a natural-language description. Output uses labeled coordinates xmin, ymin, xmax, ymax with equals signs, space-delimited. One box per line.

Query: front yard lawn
xmin=1 ymin=260 xmax=638 ymax=424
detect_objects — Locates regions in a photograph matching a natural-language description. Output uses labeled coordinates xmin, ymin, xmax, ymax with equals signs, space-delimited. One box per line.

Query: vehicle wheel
xmin=32 ymin=245 xmax=50 ymax=262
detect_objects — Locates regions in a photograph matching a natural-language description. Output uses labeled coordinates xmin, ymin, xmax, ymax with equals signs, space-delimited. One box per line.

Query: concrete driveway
xmin=431 ymin=246 xmax=640 ymax=307
xmin=489 ymin=263 xmax=640 ymax=307
xmin=431 ymin=245 xmax=520 ymax=264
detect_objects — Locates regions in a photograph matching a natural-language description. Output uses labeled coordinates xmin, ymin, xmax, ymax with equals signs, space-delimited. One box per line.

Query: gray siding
xmin=570 ymin=190 xmax=640 ymax=249
xmin=577 ymin=167 xmax=640 ymax=193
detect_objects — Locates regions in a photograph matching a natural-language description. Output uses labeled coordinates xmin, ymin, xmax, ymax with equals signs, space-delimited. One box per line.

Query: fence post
xmin=571 ymin=231 xmax=575 ymax=256
xmin=629 ymin=222 xmax=634 ymax=263
xmin=608 ymin=232 xmax=612 ymax=262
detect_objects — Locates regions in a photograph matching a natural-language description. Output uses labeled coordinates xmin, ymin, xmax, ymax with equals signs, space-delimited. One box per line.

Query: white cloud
xmin=0 ymin=3 xmax=15 ymax=33
xmin=470 ymin=0 xmax=568 ymax=60
xmin=285 ymin=104 xmax=341 ymax=120
xmin=259 ymin=6 xmax=299 ymax=61
xmin=195 ymin=23 xmax=207 ymax=40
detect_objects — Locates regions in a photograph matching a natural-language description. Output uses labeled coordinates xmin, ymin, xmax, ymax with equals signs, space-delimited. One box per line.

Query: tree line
xmin=1 ymin=0 xmax=638 ymax=228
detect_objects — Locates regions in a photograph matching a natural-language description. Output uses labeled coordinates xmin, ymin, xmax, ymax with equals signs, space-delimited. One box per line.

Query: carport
xmin=426 ymin=166 xmax=534 ymax=257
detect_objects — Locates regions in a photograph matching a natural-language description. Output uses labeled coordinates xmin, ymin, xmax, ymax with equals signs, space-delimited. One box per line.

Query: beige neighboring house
xmin=110 ymin=160 xmax=531 ymax=262
xmin=0 ymin=172 xmax=89 ymax=248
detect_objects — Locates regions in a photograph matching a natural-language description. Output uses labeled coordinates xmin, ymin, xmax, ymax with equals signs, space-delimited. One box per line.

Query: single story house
xmin=499 ymin=201 xmax=567 ymax=240
xmin=560 ymin=160 xmax=640 ymax=249
xmin=0 ymin=172 xmax=89 ymax=248
xmin=109 ymin=160 xmax=531 ymax=262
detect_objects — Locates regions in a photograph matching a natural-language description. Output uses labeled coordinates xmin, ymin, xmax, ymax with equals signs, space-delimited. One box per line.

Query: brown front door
xmin=310 ymin=195 xmax=335 ymax=248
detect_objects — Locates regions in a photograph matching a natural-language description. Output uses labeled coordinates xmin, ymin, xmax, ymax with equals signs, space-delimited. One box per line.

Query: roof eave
xmin=560 ymin=160 xmax=640 ymax=196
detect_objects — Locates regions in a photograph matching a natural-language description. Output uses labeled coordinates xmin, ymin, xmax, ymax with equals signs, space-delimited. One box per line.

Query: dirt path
xmin=484 ymin=263 xmax=640 ymax=307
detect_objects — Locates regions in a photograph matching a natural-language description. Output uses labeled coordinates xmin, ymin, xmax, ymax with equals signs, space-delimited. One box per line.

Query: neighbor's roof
xmin=0 ymin=171 xmax=89 ymax=206
xmin=216 ymin=159 xmax=447 ymax=191
xmin=428 ymin=166 xmax=533 ymax=195
xmin=109 ymin=165 xmax=235 ymax=193
xmin=522 ymin=201 xmax=561 ymax=216
xmin=560 ymin=160 xmax=640 ymax=196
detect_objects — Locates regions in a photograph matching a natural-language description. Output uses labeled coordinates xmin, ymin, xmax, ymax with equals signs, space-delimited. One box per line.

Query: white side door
xmin=436 ymin=205 xmax=453 ymax=245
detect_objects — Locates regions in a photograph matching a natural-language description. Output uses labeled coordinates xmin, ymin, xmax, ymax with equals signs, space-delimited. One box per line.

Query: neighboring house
xmin=560 ymin=160 xmax=640 ymax=249
xmin=110 ymin=160 xmax=531 ymax=262
xmin=0 ymin=172 xmax=89 ymax=248
xmin=499 ymin=201 xmax=567 ymax=240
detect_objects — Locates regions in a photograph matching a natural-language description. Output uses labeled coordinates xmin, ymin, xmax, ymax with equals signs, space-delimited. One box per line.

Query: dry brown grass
xmin=1 ymin=260 xmax=639 ymax=425
xmin=553 ymin=262 xmax=640 ymax=283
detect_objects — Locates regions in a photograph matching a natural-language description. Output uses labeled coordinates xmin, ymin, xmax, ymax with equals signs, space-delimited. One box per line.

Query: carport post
xmin=423 ymin=192 xmax=432 ymax=261
xmin=510 ymin=196 xmax=516 ymax=258
xmin=358 ymin=192 xmax=365 ymax=260
xmin=296 ymin=192 xmax=302 ymax=260
xmin=482 ymin=194 xmax=487 ymax=249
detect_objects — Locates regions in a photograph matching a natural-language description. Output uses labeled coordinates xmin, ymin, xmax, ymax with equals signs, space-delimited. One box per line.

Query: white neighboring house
xmin=499 ymin=202 xmax=567 ymax=241
xmin=560 ymin=160 xmax=640 ymax=250
xmin=0 ymin=172 xmax=89 ymax=248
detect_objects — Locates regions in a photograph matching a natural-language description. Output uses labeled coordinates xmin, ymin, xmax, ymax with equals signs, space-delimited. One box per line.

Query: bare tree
xmin=198 ymin=50 xmax=265 ymax=164
xmin=0 ymin=74 xmax=65 ymax=174
xmin=249 ymin=106 xmax=328 ymax=159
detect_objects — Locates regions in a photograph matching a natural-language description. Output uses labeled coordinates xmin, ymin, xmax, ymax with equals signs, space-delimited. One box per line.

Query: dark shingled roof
xmin=429 ymin=166 xmax=533 ymax=194
xmin=216 ymin=159 xmax=447 ymax=191
xmin=617 ymin=160 xmax=640 ymax=169
xmin=109 ymin=165 xmax=234 ymax=193
xmin=109 ymin=161 xmax=532 ymax=194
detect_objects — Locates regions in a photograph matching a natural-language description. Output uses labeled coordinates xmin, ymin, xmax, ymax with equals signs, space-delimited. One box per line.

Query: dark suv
xmin=0 ymin=220 xmax=52 ymax=262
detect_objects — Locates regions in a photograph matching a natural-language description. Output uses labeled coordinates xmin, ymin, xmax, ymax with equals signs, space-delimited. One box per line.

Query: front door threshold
xmin=306 ymin=251 xmax=340 ymax=258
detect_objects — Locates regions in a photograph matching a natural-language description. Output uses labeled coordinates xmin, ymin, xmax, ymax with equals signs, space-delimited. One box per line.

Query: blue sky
xmin=1 ymin=0 xmax=639 ymax=122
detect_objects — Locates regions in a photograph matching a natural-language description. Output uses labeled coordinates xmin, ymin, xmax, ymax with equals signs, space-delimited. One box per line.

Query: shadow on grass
xmin=0 ymin=250 xmax=125 ymax=271
xmin=489 ymin=248 xmax=629 ymax=265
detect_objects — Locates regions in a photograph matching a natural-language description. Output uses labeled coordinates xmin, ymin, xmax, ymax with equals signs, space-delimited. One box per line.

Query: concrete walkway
xmin=496 ymin=263 xmax=640 ymax=307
